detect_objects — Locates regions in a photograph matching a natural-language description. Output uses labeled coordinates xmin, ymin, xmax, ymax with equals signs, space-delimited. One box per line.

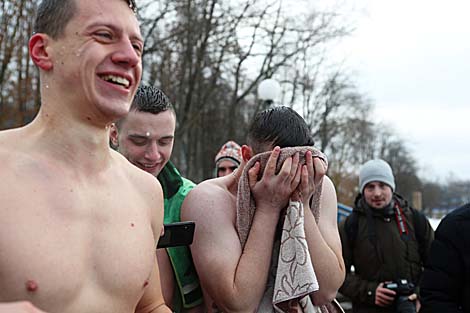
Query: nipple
xmin=26 ymin=280 xmax=38 ymax=292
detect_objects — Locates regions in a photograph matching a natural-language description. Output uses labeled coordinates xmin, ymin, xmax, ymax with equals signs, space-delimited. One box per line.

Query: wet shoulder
xmin=182 ymin=177 xmax=236 ymax=222
xmin=189 ymin=177 xmax=232 ymax=203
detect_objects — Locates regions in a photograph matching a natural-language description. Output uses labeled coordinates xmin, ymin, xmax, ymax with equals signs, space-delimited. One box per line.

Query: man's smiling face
xmin=114 ymin=110 xmax=176 ymax=176
xmin=48 ymin=0 xmax=143 ymax=122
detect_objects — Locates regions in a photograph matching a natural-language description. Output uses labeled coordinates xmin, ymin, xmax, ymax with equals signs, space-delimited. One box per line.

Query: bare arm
xmin=136 ymin=180 xmax=172 ymax=313
xmin=297 ymin=153 xmax=345 ymax=304
xmin=183 ymin=188 xmax=280 ymax=313
xmin=182 ymin=147 xmax=301 ymax=312
xmin=0 ymin=302 xmax=47 ymax=313
xmin=135 ymin=254 xmax=172 ymax=313
xmin=305 ymin=176 xmax=345 ymax=304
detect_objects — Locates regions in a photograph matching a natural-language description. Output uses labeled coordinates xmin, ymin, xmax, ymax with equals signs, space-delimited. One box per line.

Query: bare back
xmin=0 ymin=129 xmax=163 ymax=313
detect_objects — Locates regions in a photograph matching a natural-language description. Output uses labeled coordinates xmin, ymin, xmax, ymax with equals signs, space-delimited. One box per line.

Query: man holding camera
xmin=339 ymin=159 xmax=434 ymax=313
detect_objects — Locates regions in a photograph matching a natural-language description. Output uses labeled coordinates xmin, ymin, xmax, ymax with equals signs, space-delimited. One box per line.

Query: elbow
xmin=215 ymin=302 xmax=257 ymax=313
xmin=311 ymin=289 xmax=338 ymax=306
xmin=212 ymin=290 xmax=258 ymax=313
xmin=339 ymin=264 xmax=346 ymax=287
xmin=313 ymin=262 xmax=345 ymax=306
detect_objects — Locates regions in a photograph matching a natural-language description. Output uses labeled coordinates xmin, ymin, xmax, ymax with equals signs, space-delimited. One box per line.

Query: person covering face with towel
xmin=181 ymin=106 xmax=345 ymax=312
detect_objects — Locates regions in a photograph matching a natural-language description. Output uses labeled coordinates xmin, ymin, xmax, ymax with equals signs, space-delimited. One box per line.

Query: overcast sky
xmin=332 ymin=0 xmax=470 ymax=182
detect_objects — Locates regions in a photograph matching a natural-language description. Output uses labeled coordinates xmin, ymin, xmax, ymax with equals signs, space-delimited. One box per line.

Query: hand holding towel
xmin=237 ymin=146 xmax=328 ymax=312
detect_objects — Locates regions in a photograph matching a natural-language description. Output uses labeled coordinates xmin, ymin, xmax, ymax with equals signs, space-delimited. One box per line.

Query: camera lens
xmin=395 ymin=296 xmax=416 ymax=313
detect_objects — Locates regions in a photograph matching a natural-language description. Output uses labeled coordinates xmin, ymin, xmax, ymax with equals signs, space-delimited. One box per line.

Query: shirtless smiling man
xmin=0 ymin=0 xmax=171 ymax=312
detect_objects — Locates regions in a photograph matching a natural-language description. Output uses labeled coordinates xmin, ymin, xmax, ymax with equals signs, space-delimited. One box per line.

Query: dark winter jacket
xmin=420 ymin=203 xmax=470 ymax=313
xmin=338 ymin=193 xmax=434 ymax=313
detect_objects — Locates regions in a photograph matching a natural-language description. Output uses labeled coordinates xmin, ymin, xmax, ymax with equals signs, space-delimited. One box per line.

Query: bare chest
xmin=0 ymin=169 xmax=156 ymax=310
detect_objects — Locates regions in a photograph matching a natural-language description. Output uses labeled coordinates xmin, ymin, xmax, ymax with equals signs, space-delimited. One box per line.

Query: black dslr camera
xmin=383 ymin=279 xmax=416 ymax=313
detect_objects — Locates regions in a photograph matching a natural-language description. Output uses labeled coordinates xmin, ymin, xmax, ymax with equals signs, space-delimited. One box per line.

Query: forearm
xmin=304 ymin=210 xmax=345 ymax=304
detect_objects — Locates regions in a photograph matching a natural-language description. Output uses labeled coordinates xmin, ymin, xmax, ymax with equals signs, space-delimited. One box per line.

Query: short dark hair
xmin=247 ymin=106 xmax=314 ymax=154
xmin=115 ymin=85 xmax=174 ymax=129
xmin=34 ymin=0 xmax=137 ymax=39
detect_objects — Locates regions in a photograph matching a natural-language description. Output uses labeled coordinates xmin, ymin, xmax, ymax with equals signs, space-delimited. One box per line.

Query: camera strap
xmin=394 ymin=203 xmax=410 ymax=239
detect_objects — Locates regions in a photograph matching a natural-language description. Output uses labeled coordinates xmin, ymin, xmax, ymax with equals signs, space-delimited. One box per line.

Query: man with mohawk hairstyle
xmin=0 ymin=0 xmax=170 ymax=312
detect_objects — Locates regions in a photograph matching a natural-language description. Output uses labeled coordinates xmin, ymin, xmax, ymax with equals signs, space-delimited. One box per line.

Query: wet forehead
xmin=73 ymin=0 xmax=142 ymax=39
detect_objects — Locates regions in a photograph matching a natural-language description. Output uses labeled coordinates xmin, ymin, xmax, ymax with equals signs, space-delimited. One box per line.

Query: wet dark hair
xmin=247 ymin=106 xmax=315 ymax=154
xmin=34 ymin=0 xmax=137 ymax=39
xmin=115 ymin=85 xmax=174 ymax=129
xmin=130 ymin=85 xmax=173 ymax=114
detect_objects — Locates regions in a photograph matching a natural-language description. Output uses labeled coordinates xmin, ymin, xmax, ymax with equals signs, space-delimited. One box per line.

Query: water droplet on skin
xmin=45 ymin=84 xmax=49 ymax=89
xmin=75 ymin=48 xmax=84 ymax=57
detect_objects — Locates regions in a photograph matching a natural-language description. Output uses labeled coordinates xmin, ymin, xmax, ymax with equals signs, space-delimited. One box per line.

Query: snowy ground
xmin=428 ymin=217 xmax=441 ymax=230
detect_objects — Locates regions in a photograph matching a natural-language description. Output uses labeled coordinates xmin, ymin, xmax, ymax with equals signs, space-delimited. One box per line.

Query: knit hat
xmin=359 ymin=159 xmax=395 ymax=193
xmin=215 ymin=141 xmax=242 ymax=167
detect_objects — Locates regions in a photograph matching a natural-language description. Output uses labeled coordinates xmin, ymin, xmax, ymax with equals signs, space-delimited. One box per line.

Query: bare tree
xmin=0 ymin=0 xmax=38 ymax=129
xmin=138 ymin=0 xmax=349 ymax=180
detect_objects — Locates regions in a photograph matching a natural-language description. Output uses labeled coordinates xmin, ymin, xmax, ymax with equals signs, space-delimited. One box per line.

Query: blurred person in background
xmin=214 ymin=140 xmax=242 ymax=177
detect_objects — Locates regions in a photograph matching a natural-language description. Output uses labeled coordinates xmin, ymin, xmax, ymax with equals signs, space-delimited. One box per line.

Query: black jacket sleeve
xmin=420 ymin=212 xmax=466 ymax=313
xmin=416 ymin=210 xmax=435 ymax=266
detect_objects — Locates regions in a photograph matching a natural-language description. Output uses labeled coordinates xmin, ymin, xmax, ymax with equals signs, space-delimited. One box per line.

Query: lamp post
xmin=257 ymin=78 xmax=281 ymax=108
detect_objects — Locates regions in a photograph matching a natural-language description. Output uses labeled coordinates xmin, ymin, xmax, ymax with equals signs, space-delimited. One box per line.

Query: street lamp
xmin=257 ymin=78 xmax=281 ymax=107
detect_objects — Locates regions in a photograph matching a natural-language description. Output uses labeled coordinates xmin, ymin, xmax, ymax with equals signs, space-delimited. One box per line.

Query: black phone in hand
xmin=157 ymin=221 xmax=195 ymax=249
